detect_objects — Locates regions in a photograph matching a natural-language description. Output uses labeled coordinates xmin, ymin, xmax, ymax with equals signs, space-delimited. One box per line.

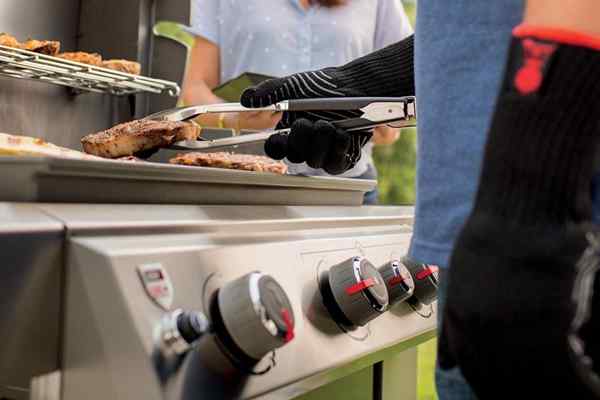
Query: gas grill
xmin=0 ymin=1 xmax=437 ymax=399
xmin=1 ymin=203 xmax=436 ymax=400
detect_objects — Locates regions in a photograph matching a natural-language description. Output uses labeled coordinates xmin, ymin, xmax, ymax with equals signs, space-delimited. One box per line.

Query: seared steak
xmin=170 ymin=152 xmax=288 ymax=175
xmin=82 ymin=119 xmax=200 ymax=158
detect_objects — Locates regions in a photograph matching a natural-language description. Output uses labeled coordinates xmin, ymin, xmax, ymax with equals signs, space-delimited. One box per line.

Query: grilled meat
xmin=21 ymin=39 xmax=61 ymax=56
xmin=57 ymin=51 xmax=102 ymax=66
xmin=170 ymin=152 xmax=288 ymax=175
xmin=82 ymin=119 xmax=200 ymax=158
xmin=101 ymin=59 xmax=141 ymax=75
xmin=0 ymin=132 xmax=105 ymax=160
xmin=0 ymin=33 xmax=19 ymax=48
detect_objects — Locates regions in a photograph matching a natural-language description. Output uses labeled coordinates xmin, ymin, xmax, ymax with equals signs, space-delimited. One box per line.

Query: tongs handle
xmin=286 ymin=97 xmax=411 ymax=111
xmin=147 ymin=97 xmax=415 ymax=122
xmin=169 ymin=110 xmax=412 ymax=151
xmin=168 ymin=96 xmax=417 ymax=151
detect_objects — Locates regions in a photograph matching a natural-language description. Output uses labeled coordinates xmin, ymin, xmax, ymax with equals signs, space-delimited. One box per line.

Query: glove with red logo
xmin=440 ymin=26 xmax=600 ymax=399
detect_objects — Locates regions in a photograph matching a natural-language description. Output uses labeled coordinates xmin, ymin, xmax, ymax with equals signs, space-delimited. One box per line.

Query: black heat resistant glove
xmin=241 ymin=35 xmax=414 ymax=174
xmin=439 ymin=28 xmax=600 ymax=399
xmin=569 ymin=232 xmax=600 ymax=398
xmin=264 ymin=118 xmax=371 ymax=175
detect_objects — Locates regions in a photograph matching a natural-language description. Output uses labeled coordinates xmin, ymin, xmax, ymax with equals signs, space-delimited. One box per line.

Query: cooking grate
xmin=0 ymin=45 xmax=180 ymax=97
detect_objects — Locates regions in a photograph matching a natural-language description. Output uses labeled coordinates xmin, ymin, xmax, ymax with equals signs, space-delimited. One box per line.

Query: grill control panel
xmin=61 ymin=207 xmax=436 ymax=400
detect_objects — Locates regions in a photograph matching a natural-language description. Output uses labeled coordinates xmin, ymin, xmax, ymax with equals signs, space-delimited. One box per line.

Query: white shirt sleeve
xmin=187 ymin=0 xmax=220 ymax=45
xmin=374 ymin=0 xmax=414 ymax=50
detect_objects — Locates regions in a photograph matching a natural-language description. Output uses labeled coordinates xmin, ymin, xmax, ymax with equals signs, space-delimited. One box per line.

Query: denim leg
xmin=356 ymin=163 xmax=379 ymax=205
xmin=435 ymin=270 xmax=478 ymax=400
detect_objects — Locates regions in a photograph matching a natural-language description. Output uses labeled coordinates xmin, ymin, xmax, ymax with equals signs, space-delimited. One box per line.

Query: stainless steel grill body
xmin=0 ymin=204 xmax=435 ymax=400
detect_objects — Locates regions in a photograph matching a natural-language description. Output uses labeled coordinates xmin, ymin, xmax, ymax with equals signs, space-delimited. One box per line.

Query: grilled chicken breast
xmin=0 ymin=33 xmax=20 ymax=48
xmin=0 ymin=132 xmax=105 ymax=160
xmin=170 ymin=152 xmax=288 ymax=174
xmin=101 ymin=59 xmax=141 ymax=75
xmin=21 ymin=39 xmax=61 ymax=56
xmin=57 ymin=51 xmax=103 ymax=66
xmin=82 ymin=119 xmax=200 ymax=158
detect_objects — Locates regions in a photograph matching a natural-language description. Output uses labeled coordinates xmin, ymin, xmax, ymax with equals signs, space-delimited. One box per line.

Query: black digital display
xmin=144 ymin=269 xmax=163 ymax=283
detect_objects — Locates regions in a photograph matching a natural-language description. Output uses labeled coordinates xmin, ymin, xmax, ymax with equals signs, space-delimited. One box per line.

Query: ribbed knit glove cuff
xmin=333 ymin=34 xmax=415 ymax=97
xmin=241 ymin=35 xmax=414 ymax=109
xmin=473 ymin=28 xmax=600 ymax=225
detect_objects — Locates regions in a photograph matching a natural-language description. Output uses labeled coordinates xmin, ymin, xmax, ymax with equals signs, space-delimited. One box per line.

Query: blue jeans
xmin=356 ymin=163 xmax=379 ymax=205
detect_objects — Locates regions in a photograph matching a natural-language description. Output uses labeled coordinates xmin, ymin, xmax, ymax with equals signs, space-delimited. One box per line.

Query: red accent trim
xmin=513 ymin=39 xmax=557 ymax=95
xmin=514 ymin=24 xmax=600 ymax=51
xmin=388 ymin=275 xmax=406 ymax=287
xmin=416 ymin=267 xmax=434 ymax=281
xmin=281 ymin=309 xmax=295 ymax=343
xmin=345 ymin=277 xmax=375 ymax=295
xmin=427 ymin=265 xmax=440 ymax=274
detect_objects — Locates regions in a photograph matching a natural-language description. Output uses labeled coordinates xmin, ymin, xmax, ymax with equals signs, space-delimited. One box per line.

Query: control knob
xmin=379 ymin=260 xmax=415 ymax=306
xmin=159 ymin=309 xmax=210 ymax=357
xmin=212 ymin=272 xmax=295 ymax=364
xmin=402 ymin=256 xmax=439 ymax=306
xmin=320 ymin=256 xmax=389 ymax=327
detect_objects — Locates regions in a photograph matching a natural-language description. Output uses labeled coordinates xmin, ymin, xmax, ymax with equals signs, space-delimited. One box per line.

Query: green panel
xmin=291 ymin=331 xmax=435 ymax=400
xmin=293 ymin=366 xmax=373 ymax=400
xmin=383 ymin=347 xmax=418 ymax=400
xmin=417 ymin=338 xmax=438 ymax=400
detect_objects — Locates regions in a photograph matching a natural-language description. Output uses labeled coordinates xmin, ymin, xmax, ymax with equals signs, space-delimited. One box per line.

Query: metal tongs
xmin=145 ymin=97 xmax=417 ymax=151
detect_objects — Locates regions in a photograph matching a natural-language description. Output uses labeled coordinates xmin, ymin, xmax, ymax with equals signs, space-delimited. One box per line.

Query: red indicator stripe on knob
xmin=416 ymin=265 xmax=438 ymax=280
xmin=281 ymin=309 xmax=295 ymax=343
xmin=388 ymin=275 xmax=405 ymax=287
xmin=346 ymin=277 xmax=375 ymax=295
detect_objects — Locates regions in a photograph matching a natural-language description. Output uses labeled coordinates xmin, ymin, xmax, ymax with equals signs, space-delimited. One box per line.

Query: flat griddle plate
xmin=0 ymin=157 xmax=375 ymax=206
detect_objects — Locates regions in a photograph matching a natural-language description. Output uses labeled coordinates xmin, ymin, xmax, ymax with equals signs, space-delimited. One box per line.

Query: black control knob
xmin=177 ymin=311 xmax=210 ymax=344
xmin=379 ymin=260 xmax=415 ymax=306
xmin=320 ymin=256 xmax=389 ymax=328
xmin=213 ymin=272 xmax=295 ymax=363
xmin=159 ymin=309 xmax=210 ymax=356
xmin=402 ymin=256 xmax=439 ymax=306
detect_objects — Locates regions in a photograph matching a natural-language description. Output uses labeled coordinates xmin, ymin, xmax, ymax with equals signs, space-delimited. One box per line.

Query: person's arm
xmin=181 ymin=37 xmax=282 ymax=131
xmin=181 ymin=37 xmax=224 ymax=128
xmin=440 ymin=1 xmax=600 ymax=398
xmin=182 ymin=0 xmax=281 ymax=132
xmin=183 ymin=0 xmax=225 ymax=127
xmin=525 ymin=0 xmax=600 ymax=36
xmin=182 ymin=37 xmax=222 ymax=106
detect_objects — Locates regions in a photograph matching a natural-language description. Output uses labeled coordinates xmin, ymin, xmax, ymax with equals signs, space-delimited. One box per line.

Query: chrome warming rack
xmin=0 ymin=45 xmax=180 ymax=97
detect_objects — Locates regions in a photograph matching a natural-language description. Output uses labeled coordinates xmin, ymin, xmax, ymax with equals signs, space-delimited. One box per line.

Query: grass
xmin=418 ymin=339 xmax=438 ymax=400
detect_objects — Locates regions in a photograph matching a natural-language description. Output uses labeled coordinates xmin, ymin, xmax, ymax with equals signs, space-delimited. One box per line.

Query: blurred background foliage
xmin=374 ymin=0 xmax=417 ymax=206
xmin=373 ymin=128 xmax=417 ymax=205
